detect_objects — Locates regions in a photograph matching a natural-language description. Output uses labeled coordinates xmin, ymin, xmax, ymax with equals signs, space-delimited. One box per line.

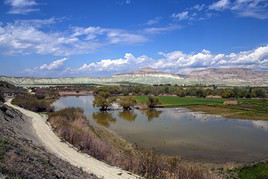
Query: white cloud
xmin=174 ymin=0 xmax=268 ymax=22
xmin=172 ymin=11 xmax=190 ymax=21
xmin=72 ymin=26 xmax=147 ymax=44
xmin=14 ymin=18 xmax=58 ymax=27
xmin=209 ymin=0 xmax=230 ymax=10
xmin=146 ymin=17 xmax=162 ymax=25
xmin=0 ymin=23 xmax=99 ymax=56
xmin=192 ymin=4 xmax=206 ymax=11
xmin=209 ymin=0 xmax=268 ymax=19
xmin=153 ymin=45 xmax=268 ymax=71
xmin=144 ymin=25 xmax=180 ymax=34
xmin=69 ymin=45 xmax=268 ymax=75
xmin=39 ymin=58 xmax=67 ymax=70
xmin=77 ymin=53 xmax=152 ymax=73
xmin=24 ymin=57 xmax=68 ymax=76
xmin=0 ymin=22 xmax=147 ymax=56
xmin=4 ymin=0 xmax=39 ymax=14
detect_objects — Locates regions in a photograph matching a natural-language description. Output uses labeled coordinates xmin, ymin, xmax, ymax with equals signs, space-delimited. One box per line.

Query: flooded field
xmin=52 ymin=96 xmax=268 ymax=163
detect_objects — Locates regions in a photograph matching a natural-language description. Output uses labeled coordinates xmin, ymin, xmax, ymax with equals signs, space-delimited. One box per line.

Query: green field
xmin=134 ymin=96 xmax=268 ymax=120
xmin=232 ymin=162 xmax=268 ymax=179
xmin=135 ymin=96 xmax=225 ymax=107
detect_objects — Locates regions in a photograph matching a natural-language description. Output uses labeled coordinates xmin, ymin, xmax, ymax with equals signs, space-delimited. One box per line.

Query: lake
xmin=52 ymin=96 xmax=268 ymax=163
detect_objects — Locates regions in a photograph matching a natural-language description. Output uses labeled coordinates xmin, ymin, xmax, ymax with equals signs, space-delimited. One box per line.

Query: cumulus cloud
xmin=39 ymin=58 xmax=67 ymax=70
xmin=4 ymin=0 xmax=39 ymax=15
xmin=0 ymin=21 xmax=147 ymax=56
xmin=153 ymin=45 xmax=268 ymax=71
xmin=76 ymin=53 xmax=152 ymax=74
xmin=69 ymin=45 xmax=268 ymax=75
xmin=24 ymin=57 xmax=68 ymax=76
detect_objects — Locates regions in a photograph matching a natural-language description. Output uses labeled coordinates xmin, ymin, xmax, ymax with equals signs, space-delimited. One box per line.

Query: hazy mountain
xmin=113 ymin=67 xmax=183 ymax=79
xmin=185 ymin=68 xmax=268 ymax=86
xmin=0 ymin=68 xmax=267 ymax=86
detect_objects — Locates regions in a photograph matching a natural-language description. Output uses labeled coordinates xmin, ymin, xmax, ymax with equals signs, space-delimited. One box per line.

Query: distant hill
xmin=0 ymin=68 xmax=267 ymax=86
xmin=185 ymin=68 xmax=268 ymax=86
xmin=113 ymin=67 xmax=183 ymax=80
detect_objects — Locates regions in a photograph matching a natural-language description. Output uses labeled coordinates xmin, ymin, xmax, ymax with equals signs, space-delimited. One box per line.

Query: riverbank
xmin=48 ymin=107 xmax=217 ymax=179
xmin=5 ymin=100 xmax=139 ymax=179
xmin=0 ymin=101 xmax=97 ymax=179
xmin=135 ymin=96 xmax=268 ymax=120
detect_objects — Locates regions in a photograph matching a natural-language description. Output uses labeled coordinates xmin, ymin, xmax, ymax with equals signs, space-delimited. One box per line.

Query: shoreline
xmin=6 ymin=99 xmax=140 ymax=179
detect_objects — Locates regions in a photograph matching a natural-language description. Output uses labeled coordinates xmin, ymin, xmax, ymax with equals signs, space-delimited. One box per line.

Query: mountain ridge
xmin=0 ymin=68 xmax=267 ymax=86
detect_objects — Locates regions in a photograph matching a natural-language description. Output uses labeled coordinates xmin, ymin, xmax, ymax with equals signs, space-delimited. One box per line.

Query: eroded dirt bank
xmin=0 ymin=102 xmax=97 ymax=179
xmin=5 ymin=100 xmax=139 ymax=179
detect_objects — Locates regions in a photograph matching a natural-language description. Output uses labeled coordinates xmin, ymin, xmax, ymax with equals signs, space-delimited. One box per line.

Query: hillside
xmin=186 ymin=68 xmax=268 ymax=85
xmin=0 ymin=103 xmax=97 ymax=179
xmin=0 ymin=68 xmax=267 ymax=86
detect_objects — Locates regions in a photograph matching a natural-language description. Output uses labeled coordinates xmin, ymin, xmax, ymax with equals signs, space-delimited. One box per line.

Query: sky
xmin=0 ymin=0 xmax=268 ymax=77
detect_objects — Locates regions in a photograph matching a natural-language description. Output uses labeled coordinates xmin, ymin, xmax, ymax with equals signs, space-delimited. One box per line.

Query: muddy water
xmin=52 ymin=96 xmax=268 ymax=163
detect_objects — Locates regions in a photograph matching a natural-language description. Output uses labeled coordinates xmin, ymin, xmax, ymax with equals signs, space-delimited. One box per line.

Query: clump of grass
xmin=48 ymin=108 xmax=218 ymax=179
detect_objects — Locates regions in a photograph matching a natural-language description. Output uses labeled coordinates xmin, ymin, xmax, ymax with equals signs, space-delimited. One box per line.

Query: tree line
xmin=93 ymin=85 xmax=267 ymax=98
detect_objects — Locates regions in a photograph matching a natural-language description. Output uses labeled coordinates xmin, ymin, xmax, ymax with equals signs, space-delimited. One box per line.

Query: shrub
xmin=118 ymin=96 xmax=136 ymax=110
xmin=12 ymin=94 xmax=53 ymax=112
xmin=147 ymin=96 xmax=160 ymax=108
xmin=93 ymin=91 xmax=115 ymax=111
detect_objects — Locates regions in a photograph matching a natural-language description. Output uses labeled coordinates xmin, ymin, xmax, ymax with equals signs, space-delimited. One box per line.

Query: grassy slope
xmin=135 ymin=96 xmax=268 ymax=120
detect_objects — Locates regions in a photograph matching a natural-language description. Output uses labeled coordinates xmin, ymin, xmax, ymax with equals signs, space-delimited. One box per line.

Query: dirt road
xmin=6 ymin=100 xmax=139 ymax=179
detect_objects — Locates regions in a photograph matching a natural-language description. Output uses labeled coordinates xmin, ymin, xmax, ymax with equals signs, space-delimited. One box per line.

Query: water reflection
xmin=92 ymin=112 xmax=116 ymax=127
xmin=52 ymin=96 xmax=268 ymax=163
xmin=142 ymin=109 xmax=162 ymax=121
xmin=119 ymin=111 xmax=137 ymax=122
xmin=251 ymin=120 xmax=268 ymax=130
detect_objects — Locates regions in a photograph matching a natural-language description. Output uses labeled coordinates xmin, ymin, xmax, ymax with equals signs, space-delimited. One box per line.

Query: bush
xmin=12 ymin=94 xmax=53 ymax=112
xmin=118 ymin=96 xmax=136 ymax=110
xmin=147 ymin=96 xmax=160 ymax=108
xmin=93 ymin=91 xmax=115 ymax=111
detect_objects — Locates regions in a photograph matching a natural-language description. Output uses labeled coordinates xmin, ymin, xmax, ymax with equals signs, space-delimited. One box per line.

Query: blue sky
xmin=0 ymin=0 xmax=268 ymax=77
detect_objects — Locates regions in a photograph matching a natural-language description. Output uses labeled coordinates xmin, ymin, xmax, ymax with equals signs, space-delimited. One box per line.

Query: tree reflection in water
xmin=92 ymin=112 xmax=116 ymax=127
xmin=118 ymin=111 xmax=137 ymax=122
xmin=143 ymin=109 xmax=162 ymax=121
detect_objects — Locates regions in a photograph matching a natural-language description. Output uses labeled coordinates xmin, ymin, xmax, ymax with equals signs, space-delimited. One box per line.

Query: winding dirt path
xmin=6 ymin=100 xmax=140 ymax=179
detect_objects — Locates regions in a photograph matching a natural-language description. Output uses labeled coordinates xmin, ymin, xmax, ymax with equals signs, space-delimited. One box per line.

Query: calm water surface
xmin=52 ymin=96 xmax=268 ymax=163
